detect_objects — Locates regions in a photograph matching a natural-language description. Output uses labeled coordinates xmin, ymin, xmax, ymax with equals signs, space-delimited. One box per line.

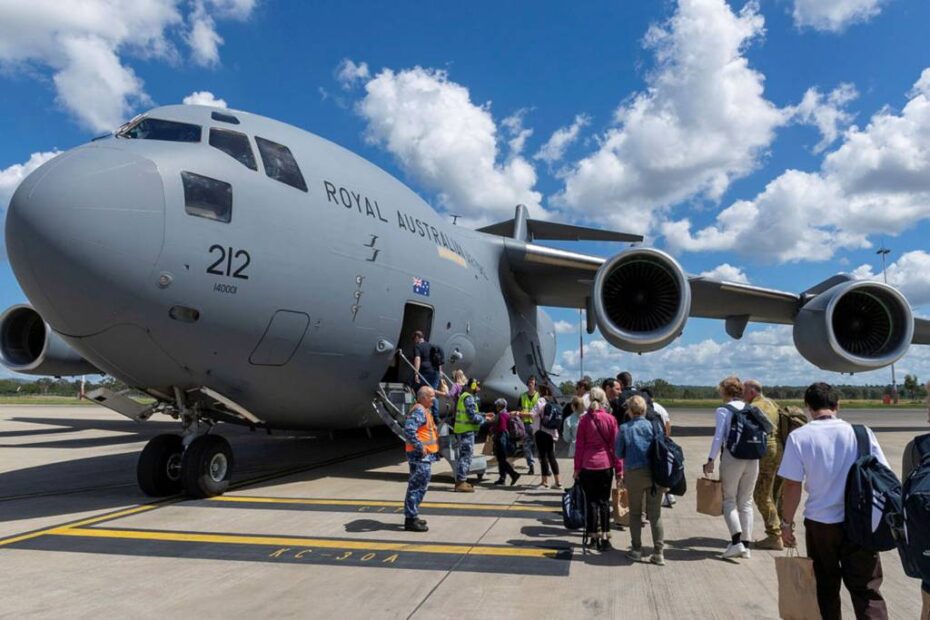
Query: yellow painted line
xmin=47 ymin=527 xmax=562 ymax=559
xmin=209 ymin=495 xmax=561 ymax=513
xmin=0 ymin=505 xmax=159 ymax=548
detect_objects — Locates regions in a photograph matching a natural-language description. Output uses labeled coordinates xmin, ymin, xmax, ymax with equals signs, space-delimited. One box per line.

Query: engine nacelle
xmin=0 ymin=305 xmax=100 ymax=376
xmin=793 ymin=281 xmax=914 ymax=373
xmin=592 ymin=248 xmax=692 ymax=353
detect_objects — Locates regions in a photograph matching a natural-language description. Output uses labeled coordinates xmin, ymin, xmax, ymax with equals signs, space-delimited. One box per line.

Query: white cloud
xmin=553 ymin=320 xmax=576 ymax=335
xmin=698 ymin=263 xmax=750 ymax=284
xmin=791 ymin=83 xmax=858 ymax=153
xmin=851 ymin=250 xmax=930 ymax=307
xmin=0 ymin=0 xmax=255 ymax=132
xmin=664 ymin=68 xmax=930 ymax=263
xmin=534 ymin=114 xmax=590 ymax=166
xmin=182 ymin=90 xmax=228 ymax=108
xmin=336 ymin=59 xmax=370 ymax=90
xmin=792 ymin=0 xmax=886 ymax=32
xmin=553 ymin=0 xmax=787 ymax=234
xmin=1 ymin=151 xmax=62 ymax=258
xmin=355 ymin=65 xmax=543 ymax=223
xmin=558 ymin=324 xmax=930 ymax=386
xmin=501 ymin=109 xmax=534 ymax=157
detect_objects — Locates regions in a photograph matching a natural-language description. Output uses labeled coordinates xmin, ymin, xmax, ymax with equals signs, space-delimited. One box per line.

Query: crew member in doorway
xmin=403 ymin=386 xmax=439 ymax=532
xmin=453 ymin=379 xmax=486 ymax=492
xmin=519 ymin=376 xmax=540 ymax=475
xmin=412 ymin=330 xmax=442 ymax=419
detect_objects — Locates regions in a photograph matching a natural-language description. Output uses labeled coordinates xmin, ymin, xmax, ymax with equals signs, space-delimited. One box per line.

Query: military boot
xmin=404 ymin=518 xmax=428 ymax=532
xmin=755 ymin=534 xmax=784 ymax=550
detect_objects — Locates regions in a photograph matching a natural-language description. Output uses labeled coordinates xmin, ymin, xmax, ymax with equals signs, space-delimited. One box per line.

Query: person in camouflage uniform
xmin=452 ymin=379 xmax=488 ymax=492
xmin=744 ymin=379 xmax=784 ymax=550
xmin=403 ymin=386 xmax=439 ymax=532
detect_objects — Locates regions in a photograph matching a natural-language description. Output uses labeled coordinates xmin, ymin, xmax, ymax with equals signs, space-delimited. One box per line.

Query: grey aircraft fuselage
xmin=6 ymin=105 xmax=555 ymax=430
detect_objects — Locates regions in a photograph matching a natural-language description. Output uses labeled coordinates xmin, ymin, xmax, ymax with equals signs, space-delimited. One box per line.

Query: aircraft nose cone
xmin=6 ymin=146 xmax=165 ymax=336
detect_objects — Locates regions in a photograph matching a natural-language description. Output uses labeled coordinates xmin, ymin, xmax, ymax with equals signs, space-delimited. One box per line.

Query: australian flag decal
xmin=412 ymin=277 xmax=430 ymax=297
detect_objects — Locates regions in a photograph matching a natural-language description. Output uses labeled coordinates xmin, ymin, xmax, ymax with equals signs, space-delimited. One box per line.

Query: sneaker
xmin=527 ymin=465 xmax=535 ymax=475
xmin=454 ymin=481 xmax=475 ymax=493
xmin=650 ymin=553 xmax=666 ymax=566
xmin=599 ymin=538 xmax=614 ymax=551
xmin=755 ymin=534 xmax=784 ymax=551
xmin=404 ymin=518 xmax=428 ymax=532
xmin=721 ymin=542 xmax=746 ymax=559
xmin=553 ymin=482 xmax=563 ymax=489
xmin=626 ymin=547 xmax=642 ymax=561
xmin=662 ymin=494 xmax=674 ymax=508
xmin=510 ymin=473 xmax=521 ymax=486
xmin=494 ymin=479 xmax=506 ymax=486
xmin=741 ymin=546 xmax=751 ymax=559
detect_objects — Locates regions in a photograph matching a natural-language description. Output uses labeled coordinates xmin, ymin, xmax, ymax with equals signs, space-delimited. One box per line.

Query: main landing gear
xmin=137 ymin=433 xmax=234 ymax=498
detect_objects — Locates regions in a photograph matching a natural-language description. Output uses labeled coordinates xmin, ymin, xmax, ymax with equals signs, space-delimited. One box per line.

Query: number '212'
xmin=207 ymin=245 xmax=250 ymax=280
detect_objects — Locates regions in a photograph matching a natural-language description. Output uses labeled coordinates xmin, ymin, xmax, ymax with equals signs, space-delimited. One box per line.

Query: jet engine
xmin=592 ymin=248 xmax=691 ymax=353
xmin=793 ymin=280 xmax=914 ymax=373
xmin=0 ymin=305 xmax=100 ymax=376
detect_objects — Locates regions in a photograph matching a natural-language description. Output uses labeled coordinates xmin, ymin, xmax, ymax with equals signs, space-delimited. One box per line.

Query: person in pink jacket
xmin=573 ymin=386 xmax=622 ymax=551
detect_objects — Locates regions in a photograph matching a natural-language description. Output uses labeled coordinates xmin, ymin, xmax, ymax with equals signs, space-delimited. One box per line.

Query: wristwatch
xmin=780 ymin=520 xmax=795 ymax=530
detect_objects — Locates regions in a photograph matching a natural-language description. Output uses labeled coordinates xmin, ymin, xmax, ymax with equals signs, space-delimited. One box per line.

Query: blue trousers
xmin=421 ymin=370 xmax=440 ymax=419
xmin=404 ymin=458 xmax=432 ymax=518
xmin=523 ymin=422 xmax=536 ymax=466
xmin=453 ymin=432 xmax=475 ymax=482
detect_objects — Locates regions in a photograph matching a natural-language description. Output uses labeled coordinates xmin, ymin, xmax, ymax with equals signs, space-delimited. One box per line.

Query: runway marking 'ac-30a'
xmin=3 ymin=105 xmax=928 ymax=498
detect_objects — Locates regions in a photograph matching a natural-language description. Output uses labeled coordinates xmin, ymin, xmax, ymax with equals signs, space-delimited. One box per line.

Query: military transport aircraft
xmin=3 ymin=105 xmax=928 ymax=498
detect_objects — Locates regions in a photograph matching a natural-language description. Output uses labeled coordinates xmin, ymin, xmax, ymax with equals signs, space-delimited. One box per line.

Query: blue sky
xmin=2 ymin=0 xmax=930 ymax=385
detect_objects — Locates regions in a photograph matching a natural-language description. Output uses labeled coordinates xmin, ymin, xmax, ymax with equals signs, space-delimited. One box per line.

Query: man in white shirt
xmin=778 ymin=382 xmax=888 ymax=620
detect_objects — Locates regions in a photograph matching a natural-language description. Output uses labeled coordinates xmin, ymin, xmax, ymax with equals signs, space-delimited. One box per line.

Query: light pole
xmin=877 ymin=246 xmax=898 ymax=404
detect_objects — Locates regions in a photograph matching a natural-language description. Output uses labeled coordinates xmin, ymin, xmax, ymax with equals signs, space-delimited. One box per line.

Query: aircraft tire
xmin=181 ymin=435 xmax=234 ymax=498
xmin=137 ymin=434 xmax=184 ymax=497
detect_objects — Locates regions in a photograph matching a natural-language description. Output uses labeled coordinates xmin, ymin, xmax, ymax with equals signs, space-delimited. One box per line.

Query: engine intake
xmin=0 ymin=305 xmax=100 ymax=376
xmin=592 ymin=248 xmax=691 ymax=353
xmin=793 ymin=281 xmax=913 ymax=373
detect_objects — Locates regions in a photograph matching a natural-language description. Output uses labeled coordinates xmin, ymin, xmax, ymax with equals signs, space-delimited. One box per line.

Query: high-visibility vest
xmin=453 ymin=391 xmax=481 ymax=434
xmin=520 ymin=391 xmax=539 ymax=421
xmin=405 ymin=405 xmax=439 ymax=454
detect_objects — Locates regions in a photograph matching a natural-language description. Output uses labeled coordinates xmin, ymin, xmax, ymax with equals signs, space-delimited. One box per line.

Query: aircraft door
xmin=249 ymin=310 xmax=310 ymax=366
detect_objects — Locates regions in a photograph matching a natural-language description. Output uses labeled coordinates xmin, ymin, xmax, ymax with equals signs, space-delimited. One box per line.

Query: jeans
xmin=495 ymin=436 xmax=517 ymax=482
xmin=534 ymin=431 xmax=559 ymax=477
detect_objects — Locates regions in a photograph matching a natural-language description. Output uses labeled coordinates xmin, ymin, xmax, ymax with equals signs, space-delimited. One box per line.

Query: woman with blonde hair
xmin=573 ymin=386 xmax=621 ymax=550
xmin=447 ymin=369 xmax=467 ymax=401
xmin=703 ymin=376 xmax=758 ymax=560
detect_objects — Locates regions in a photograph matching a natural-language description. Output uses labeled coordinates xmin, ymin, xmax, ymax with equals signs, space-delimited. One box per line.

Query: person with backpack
xmin=743 ymin=379 xmax=784 ymax=551
xmin=411 ymin=331 xmax=442 ymax=418
xmin=526 ymin=384 xmax=562 ymax=488
xmin=451 ymin=379 xmax=487 ymax=493
xmin=519 ymin=376 xmax=540 ymax=476
xmin=703 ymin=376 xmax=760 ymax=560
xmin=490 ymin=398 xmax=520 ymax=486
xmin=902 ymin=384 xmax=930 ymax=619
xmin=778 ymin=382 xmax=889 ymax=620
xmin=573 ymin=387 xmax=621 ymax=551
xmin=616 ymin=394 xmax=666 ymax=565
xmin=616 ymin=371 xmax=655 ymax=423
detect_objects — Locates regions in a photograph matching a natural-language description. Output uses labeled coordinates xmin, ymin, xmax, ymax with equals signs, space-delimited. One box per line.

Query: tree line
xmin=557 ymin=374 xmax=928 ymax=402
xmin=0 ymin=376 xmax=126 ymax=396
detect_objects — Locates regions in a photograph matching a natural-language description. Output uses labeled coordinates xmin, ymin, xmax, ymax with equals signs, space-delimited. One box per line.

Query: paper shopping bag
xmin=482 ymin=439 xmax=494 ymax=456
xmin=612 ymin=487 xmax=630 ymax=526
xmin=775 ymin=550 xmax=821 ymax=620
xmin=696 ymin=477 xmax=723 ymax=516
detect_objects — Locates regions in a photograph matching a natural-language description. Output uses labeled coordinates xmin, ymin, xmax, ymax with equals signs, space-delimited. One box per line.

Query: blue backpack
xmin=649 ymin=419 xmax=686 ymax=496
xmin=844 ymin=424 xmax=904 ymax=552
xmin=724 ymin=404 xmax=771 ymax=460
xmin=562 ymin=484 xmax=586 ymax=530
xmin=898 ymin=433 xmax=930 ymax=580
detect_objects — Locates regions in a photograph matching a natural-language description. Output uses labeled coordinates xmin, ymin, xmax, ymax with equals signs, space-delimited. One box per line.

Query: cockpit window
xmin=181 ymin=171 xmax=232 ymax=223
xmin=211 ymin=111 xmax=240 ymax=124
xmin=119 ymin=118 xmax=201 ymax=142
xmin=255 ymin=136 xmax=307 ymax=192
xmin=209 ymin=128 xmax=257 ymax=170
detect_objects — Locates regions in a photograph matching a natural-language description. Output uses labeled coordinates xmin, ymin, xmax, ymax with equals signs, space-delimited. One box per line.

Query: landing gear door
xmin=511 ymin=331 xmax=547 ymax=385
xmin=249 ymin=310 xmax=310 ymax=366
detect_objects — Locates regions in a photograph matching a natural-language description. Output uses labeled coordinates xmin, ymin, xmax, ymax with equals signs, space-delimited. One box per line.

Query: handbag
xmin=611 ymin=486 xmax=630 ymax=525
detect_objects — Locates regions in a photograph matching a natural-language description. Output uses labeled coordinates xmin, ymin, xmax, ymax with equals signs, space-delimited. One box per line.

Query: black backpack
xmin=562 ymin=484 xmax=586 ymax=530
xmin=541 ymin=401 xmax=563 ymax=430
xmin=428 ymin=344 xmax=445 ymax=368
xmin=898 ymin=433 xmax=930 ymax=579
xmin=620 ymin=387 xmax=656 ymax=422
xmin=648 ymin=419 xmax=686 ymax=496
xmin=724 ymin=404 xmax=771 ymax=460
xmin=844 ymin=424 xmax=904 ymax=552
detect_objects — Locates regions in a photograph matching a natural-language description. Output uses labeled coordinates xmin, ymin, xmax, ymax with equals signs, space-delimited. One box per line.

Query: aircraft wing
xmin=504 ymin=239 xmax=929 ymax=344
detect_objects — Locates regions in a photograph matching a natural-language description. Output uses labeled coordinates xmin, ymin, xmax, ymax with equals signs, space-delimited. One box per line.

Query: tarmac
xmin=0 ymin=404 xmax=926 ymax=619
